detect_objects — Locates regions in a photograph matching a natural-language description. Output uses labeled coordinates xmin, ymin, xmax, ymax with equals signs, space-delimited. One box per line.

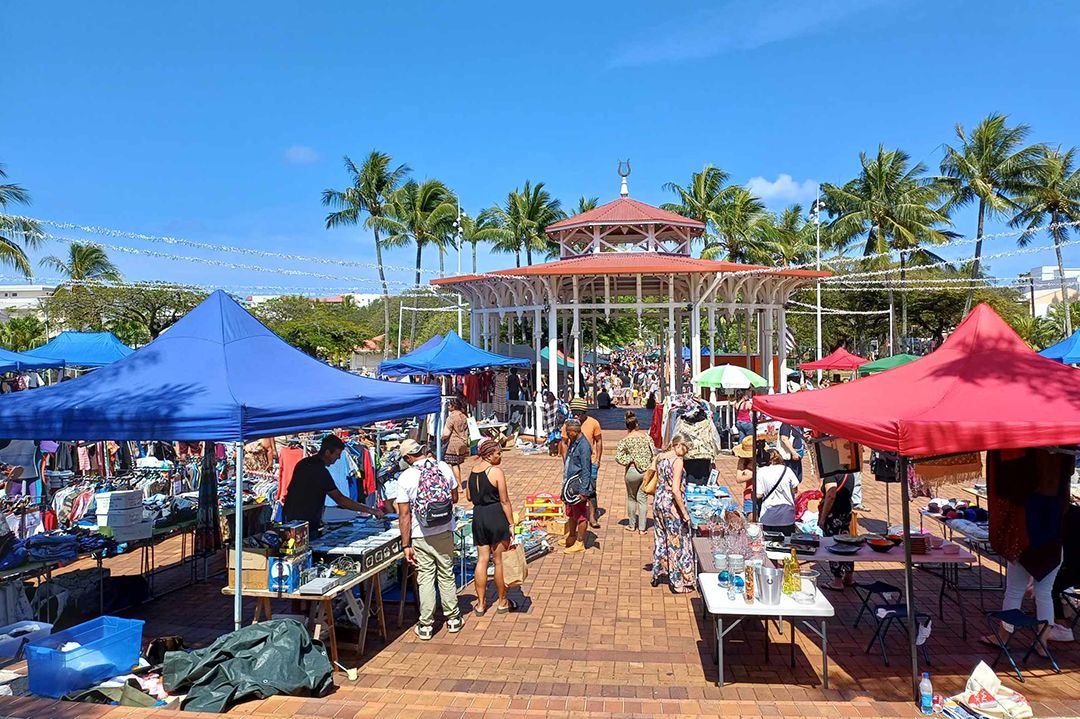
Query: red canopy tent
xmin=759 ymin=304 xmax=1080 ymax=456
xmin=799 ymin=346 xmax=869 ymax=372
xmin=756 ymin=303 xmax=1080 ymax=700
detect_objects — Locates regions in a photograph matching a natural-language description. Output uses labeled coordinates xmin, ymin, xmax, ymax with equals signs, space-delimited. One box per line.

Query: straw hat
xmin=733 ymin=435 xmax=755 ymax=459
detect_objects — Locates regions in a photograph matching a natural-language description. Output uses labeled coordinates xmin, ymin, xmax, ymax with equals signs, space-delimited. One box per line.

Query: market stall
xmin=754 ymin=303 xmax=1080 ymax=699
xmin=799 ymin=346 xmax=869 ymax=373
xmin=26 ymin=330 xmax=133 ymax=368
xmin=0 ymin=290 xmax=440 ymax=629
xmin=0 ymin=346 xmax=64 ymax=374
xmin=856 ymin=354 xmax=920 ymax=376
xmin=1039 ymin=328 xmax=1080 ymax=363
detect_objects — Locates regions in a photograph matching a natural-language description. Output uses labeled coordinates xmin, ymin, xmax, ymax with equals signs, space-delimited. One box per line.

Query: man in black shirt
xmin=282 ymin=435 xmax=382 ymax=536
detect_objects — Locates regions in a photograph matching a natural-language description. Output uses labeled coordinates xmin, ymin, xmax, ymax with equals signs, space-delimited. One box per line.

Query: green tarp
xmin=856 ymin=353 xmax=920 ymax=376
xmin=163 ymin=619 xmax=334 ymax=713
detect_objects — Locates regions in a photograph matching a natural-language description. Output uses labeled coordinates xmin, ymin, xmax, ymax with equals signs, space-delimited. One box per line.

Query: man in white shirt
xmin=395 ymin=439 xmax=462 ymax=640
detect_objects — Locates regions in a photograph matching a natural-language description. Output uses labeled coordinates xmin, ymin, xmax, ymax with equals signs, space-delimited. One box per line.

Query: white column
xmin=690 ymin=291 xmax=702 ymax=392
xmin=707 ymin=305 xmax=717 ymax=402
xmin=469 ymin=306 xmax=480 ymax=345
xmin=547 ymin=302 xmax=559 ymax=402
xmin=534 ymin=307 xmax=543 ymax=438
xmin=763 ymin=309 xmax=775 ymax=391
xmin=572 ymin=279 xmax=581 ymax=400
xmin=778 ymin=305 xmax=788 ymax=393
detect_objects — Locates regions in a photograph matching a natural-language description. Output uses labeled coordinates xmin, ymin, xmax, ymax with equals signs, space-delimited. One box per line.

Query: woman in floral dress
xmin=652 ymin=434 xmax=696 ymax=593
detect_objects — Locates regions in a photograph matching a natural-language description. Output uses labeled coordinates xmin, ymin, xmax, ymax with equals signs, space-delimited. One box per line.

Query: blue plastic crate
xmin=26 ymin=616 xmax=144 ymax=698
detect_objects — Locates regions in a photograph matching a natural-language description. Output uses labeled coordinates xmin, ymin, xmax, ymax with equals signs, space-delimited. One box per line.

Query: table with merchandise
xmin=698 ymin=571 xmax=834 ymax=687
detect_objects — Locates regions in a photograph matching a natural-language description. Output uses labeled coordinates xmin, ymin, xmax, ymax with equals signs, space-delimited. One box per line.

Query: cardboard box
xmin=227 ymin=547 xmax=272 ymax=572
xmin=97 ymin=521 xmax=153 ymax=542
xmin=267 ymin=521 xmax=309 ymax=556
xmin=97 ymin=506 xmax=145 ymax=527
xmin=95 ymin=490 xmax=143 ymax=513
xmin=225 ymin=568 xmax=269 ymax=590
xmin=268 ymin=552 xmax=312 ymax=593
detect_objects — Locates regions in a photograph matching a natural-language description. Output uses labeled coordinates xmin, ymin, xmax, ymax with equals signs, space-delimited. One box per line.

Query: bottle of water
xmin=919 ymin=672 xmax=933 ymax=715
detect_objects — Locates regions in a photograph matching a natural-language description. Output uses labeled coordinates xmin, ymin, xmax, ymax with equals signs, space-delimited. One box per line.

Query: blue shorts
xmin=743 ymin=499 xmax=754 ymax=515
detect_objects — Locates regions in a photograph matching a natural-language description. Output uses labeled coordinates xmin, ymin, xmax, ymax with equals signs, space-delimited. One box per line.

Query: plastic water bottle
xmin=919 ymin=672 xmax=933 ymax=715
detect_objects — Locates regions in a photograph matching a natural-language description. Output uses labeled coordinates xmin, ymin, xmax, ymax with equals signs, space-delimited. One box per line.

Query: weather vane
xmin=617 ymin=159 xmax=631 ymax=197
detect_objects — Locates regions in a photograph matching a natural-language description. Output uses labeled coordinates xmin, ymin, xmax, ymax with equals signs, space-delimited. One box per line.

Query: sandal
xmin=496 ymin=598 xmax=518 ymax=614
xmin=474 ymin=605 xmax=486 ymax=617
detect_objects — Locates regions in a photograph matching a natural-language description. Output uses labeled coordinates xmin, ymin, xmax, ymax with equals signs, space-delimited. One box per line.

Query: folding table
xmin=698 ymin=572 xmax=834 ymax=687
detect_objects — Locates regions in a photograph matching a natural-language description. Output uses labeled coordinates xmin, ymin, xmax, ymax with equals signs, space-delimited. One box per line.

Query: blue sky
xmin=4 ymin=1 xmax=1080 ymax=295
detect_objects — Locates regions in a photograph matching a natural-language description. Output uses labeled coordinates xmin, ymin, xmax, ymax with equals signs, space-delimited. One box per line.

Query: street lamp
xmin=453 ymin=204 xmax=466 ymax=335
xmin=809 ymin=191 xmax=826 ymax=382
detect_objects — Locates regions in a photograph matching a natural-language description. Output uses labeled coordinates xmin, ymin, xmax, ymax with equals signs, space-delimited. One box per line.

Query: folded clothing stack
xmin=24 ymin=533 xmax=78 ymax=563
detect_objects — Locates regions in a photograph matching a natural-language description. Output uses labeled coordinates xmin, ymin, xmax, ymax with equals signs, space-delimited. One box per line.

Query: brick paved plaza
xmin=0 ymin=429 xmax=1077 ymax=719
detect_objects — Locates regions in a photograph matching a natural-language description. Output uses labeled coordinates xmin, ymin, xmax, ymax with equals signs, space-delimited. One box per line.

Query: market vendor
xmin=282 ymin=434 xmax=383 ymax=537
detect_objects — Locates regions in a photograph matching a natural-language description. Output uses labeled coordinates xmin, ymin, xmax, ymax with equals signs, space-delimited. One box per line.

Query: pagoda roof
xmin=546 ymin=197 xmax=705 ymax=233
xmin=431 ymin=253 xmax=827 ymax=284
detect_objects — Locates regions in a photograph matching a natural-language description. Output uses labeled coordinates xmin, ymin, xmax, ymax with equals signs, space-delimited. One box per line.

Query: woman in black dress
xmin=466 ymin=438 xmax=516 ymax=615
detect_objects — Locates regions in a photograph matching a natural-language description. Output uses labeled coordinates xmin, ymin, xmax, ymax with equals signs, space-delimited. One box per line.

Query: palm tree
xmin=662 ymin=164 xmax=737 ymax=257
xmin=822 ymin=145 xmax=953 ymax=349
xmin=458 ymin=212 xmax=504 ymax=274
xmin=484 ymin=181 xmax=564 ymax=266
xmin=575 ymin=196 xmax=599 ymax=214
xmin=0 ymin=164 xmax=43 ymax=278
xmin=939 ymin=114 xmax=1042 ymax=313
xmin=322 ymin=152 xmax=410 ymax=358
xmin=40 ymin=242 xmax=122 ymax=284
xmin=0 ymin=316 xmax=46 ymax=351
xmin=712 ymin=187 xmax=774 ymax=263
xmin=378 ymin=179 xmax=456 ymax=343
xmin=1011 ymin=146 xmax=1080 ymax=336
xmin=767 ymin=204 xmax=817 ymax=265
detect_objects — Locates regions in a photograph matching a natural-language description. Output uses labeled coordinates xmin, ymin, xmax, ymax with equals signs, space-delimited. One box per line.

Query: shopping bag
xmin=467 ymin=416 xmax=482 ymax=442
xmin=951 ymin=661 xmax=1032 ymax=718
xmin=502 ymin=543 xmax=528 ymax=586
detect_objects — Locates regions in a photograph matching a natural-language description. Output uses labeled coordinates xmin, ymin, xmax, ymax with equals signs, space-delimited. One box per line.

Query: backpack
xmin=413 ymin=459 xmax=454 ymax=528
xmin=562 ymin=472 xmax=582 ymax=505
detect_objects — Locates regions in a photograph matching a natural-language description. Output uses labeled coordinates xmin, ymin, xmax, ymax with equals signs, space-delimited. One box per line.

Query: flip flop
xmin=496 ymin=599 xmax=518 ymax=614
xmin=474 ymin=606 xmax=486 ymax=617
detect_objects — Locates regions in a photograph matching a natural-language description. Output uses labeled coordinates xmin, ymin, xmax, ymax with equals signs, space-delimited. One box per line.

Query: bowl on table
xmin=832 ymin=534 xmax=865 ymax=545
xmin=827 ymin=542 xmax=861 ymax=555
xmin=867 ymin=539 xmax=896 ymax=553
xmin=884 ymin=534 xmax=904 ymax=546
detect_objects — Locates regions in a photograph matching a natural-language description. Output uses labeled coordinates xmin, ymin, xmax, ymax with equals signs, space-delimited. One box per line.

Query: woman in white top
xmin=755 ymin=448 xmax=801 ymax=536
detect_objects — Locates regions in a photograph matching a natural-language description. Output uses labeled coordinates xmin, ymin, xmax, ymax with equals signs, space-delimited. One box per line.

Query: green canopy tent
xmin=857 ymin=354 xmax=920 ymax=377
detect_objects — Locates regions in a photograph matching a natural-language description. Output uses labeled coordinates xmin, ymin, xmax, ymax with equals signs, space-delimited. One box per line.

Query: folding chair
xmin=1063 ymin=589 xmax=1080 ymax=633
xmin=864 ymin=604 xmax=931 ymax=667
xmin=985 ymin=609 xmax=1061 ymax=682
xmin=852 ymin=580 xmax=901 ymax=629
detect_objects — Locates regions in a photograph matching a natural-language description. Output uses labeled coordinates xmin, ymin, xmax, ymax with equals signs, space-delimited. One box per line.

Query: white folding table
xmin=698 ymin=572 xmax=834 ymax=687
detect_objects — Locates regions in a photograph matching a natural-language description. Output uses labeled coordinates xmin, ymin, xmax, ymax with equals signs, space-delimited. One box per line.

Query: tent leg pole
xmin=898 ymin=455 xmax=919 ymax=703
xmin=435 ymin=396 xmax=445 ymax=462
xmin=750 ymin=411 xmax=759 ymax=520
xmin=234 ymin=441 xmax=244 ymax=632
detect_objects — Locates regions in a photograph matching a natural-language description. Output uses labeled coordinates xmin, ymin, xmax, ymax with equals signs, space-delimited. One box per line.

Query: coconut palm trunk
xmin=410 ymin=242 xmax=423 ymax=346
xmin=1052 ymin=212 xmax=1073 ymax=336
xmin=963 ymin=198 xmax=987 ymax=315
xmin=472 ymin=241 xmax=477 ymax=273
xmin=900 ymin=251 xmax=908 ymax=343
xmin=372 ymin=227 xmax=392 ymax=358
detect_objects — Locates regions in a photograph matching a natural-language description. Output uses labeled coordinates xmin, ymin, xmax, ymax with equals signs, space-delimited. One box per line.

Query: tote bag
xmin=503 ymin=543 xmax=528 ymax=586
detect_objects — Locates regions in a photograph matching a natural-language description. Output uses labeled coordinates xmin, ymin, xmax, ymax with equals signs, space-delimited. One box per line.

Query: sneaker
xmin=446 ymin=616 xmax=464 ymax=634
xmin=414 ymin=624 xmax=433 ymax=641
xmin=1047 ymin=624 xmax=1075 ymax=642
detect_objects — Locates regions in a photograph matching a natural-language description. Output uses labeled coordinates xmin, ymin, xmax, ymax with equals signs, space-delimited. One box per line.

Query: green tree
xmin=458 ymin=211 xmax=503 ymax=274
xmin=1011 ymin=146 xmax=1080 ymax=336
xmin=822 ymin=145 xmax=953 ymax=348
xmin=484 ymin=181 xmax=564 ymax=266
xmin=575 ymin=196 xmax=599 ymax=214
xmin=43 ymin=285 xmax=206 ymax=342
xmin=322 ymin=152 xmax=410 ymax=358
xmin=1009 ymin=314 xmax=1059 ymax=349
xmin=662 ymin=164 xmax=737 ymax=258
xmin=0 ymin=316 xmax=46 ymax=351
xmin=40 ymin=242 xmax=122 ymax=283
xmin=766 ymin=204 xmax=817 ymax=265
xmin=0 ymin=163 xmax=43 ymax=278
xmin=711 ymin=187 xmax=773 ymax=263
xmin=939 ymin=114 xmax=1042 ymax=313
xmin=255 ymin=296 xmax=367 ymax=363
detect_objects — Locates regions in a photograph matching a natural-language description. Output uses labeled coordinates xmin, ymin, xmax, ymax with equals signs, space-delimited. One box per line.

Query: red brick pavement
xmin=2 ymin=430 xmax=1078 ymax=718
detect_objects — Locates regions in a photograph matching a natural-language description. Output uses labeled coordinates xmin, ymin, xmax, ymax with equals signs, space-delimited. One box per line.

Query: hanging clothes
xmin=277 ymin=446 xmax=304 ymax=500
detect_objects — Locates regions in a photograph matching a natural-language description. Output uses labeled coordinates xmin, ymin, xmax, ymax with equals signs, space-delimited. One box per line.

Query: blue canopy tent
xmin=1039 ymin=329 xmax=1080 ymax=364
xmin=0 ymin=290 xmax=439 ymax=628
xmin=681 ymin=346 xmax=711 ymax=360
xmin=0 ymin=347 xmax=64 ymax=373
xmin=378 ymin=330 xmax=528 ymax=376
xmin=27 ymin=331 xmax=133 ymax=368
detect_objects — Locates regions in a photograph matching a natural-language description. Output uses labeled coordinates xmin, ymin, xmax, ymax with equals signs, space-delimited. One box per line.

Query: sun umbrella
xmin=693 ymin=364 xmax=767 ymax=389
xmin=857 ymin=354 xmax=920 ymax=376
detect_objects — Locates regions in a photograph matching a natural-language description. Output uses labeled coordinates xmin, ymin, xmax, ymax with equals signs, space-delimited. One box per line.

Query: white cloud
xmin=746 ymin=174 xmax=818 ymax=205
xmin=283 ymin=144 xmax=320 ymax=165
xmin=609 ymin=0 xmax=892 ymax=68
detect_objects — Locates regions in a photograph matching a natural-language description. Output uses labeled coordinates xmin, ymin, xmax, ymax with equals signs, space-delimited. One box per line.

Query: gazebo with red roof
xmin=432 ymin=171 xmax=828 ymax=433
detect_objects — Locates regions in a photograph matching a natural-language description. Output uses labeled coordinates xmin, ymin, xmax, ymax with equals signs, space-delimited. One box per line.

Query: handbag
xmin=641 ymin=459 xmax=659 ymax=495
xmin=502 ymin=543 xmax=528 ymax=586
